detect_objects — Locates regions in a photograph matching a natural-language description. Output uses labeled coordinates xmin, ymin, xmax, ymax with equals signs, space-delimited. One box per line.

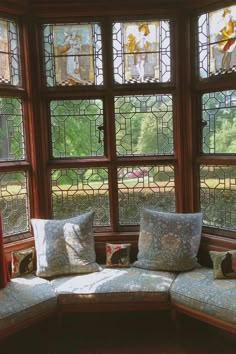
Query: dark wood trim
xmin=173 ymin=302 xmax=236 ymax=335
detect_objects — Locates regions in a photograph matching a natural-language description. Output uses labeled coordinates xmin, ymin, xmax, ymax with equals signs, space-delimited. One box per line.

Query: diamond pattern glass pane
xmin=42 ymin=23 xmax=103 ymax=86
xmin=202 ymin=90 xmax=236 ymax=153
xmin=113 ymin=20 xmax=171 ymax=84
xmin=0 ymin=97 xmax=25 ymax=161
xmin=0 ymin=19 xmax=21 ymax=86
xmin=200 ymin=165 xmax=236 ymax=231
xmin=198 ymin=6 xmax=236 ymax=79
xmin=115 ymin=94 xmax=173 ymax=156
xmin=50 ymin=99 xmax=104 ymax=158
xmin=118 ymin=165 xmax=175 ymax=224
xmin=0 ymin=172 xmax=29 ymax=236
xmin=51 ymin=168 xmax=110 ymax=225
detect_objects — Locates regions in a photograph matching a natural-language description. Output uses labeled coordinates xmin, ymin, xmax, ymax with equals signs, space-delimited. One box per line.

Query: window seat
xmin=1 ymin=266 xmax=236 ymax=339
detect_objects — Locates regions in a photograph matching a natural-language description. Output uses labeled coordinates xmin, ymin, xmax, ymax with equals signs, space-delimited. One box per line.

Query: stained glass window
xmin=115 ymin=94 xmax=173 ymax=155
xmin=51 ymin=168 xmax=109 ymax=224
xmin=113 ymin=20 xmax=171 ymax=84
xmin=50 ymin=99 xmax=104 ymax=158
xmin=202 ymin=90 xmax=236 ymax=153
xmin=0 ymin=172 xmax=29 ymax=236
xmin=198 ymin=6 xmax=236 ymax=79
xmin=42 ymin=23 xmax=103 ymax=87
xmin=0 ymin=97 xmax=25 ymax=161
xmin=200 ymin=165 xmax=236 ymax=231
xmin=118 ymin=165 xmax=175 ymax=224
xmin=0 ymin=18 xmax=21 ymax=86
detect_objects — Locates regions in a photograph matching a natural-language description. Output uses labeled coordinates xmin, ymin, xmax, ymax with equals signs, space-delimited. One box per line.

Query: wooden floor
xmin=1 ymin=311 xmax=236 ymax=354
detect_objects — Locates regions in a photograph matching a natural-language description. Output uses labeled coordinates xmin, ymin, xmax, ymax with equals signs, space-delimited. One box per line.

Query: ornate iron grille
xmin=50 ymin=99 xmax=104 ymax=158
xmin=0 ymin=18 xmax=21 ymax=86
xmin=198 ymin=6 xmax=236 ymax=79
xmin=118 ymin=165 xmax=175 ymax=224
xmin=0 ymin=97 xmax=25 ymax=161
xmin=112 ymin=20 xmax=171 ymax=84
xmin=115 ymin=94 xmax=173 ymax=156
xmin=200 ymin=165 xmax=236 ymax=231
xmin=202 ymin=90 xmax=236 ymax=153
xmin=51 ymin=168 xmax=110 ymax=225
xmin=42 ymin=23 xmax=103 ymax=87
xmin=0 ymin=172 xmax=29 ymax=236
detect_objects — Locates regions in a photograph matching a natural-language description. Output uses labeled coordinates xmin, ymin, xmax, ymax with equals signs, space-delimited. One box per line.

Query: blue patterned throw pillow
xmin=133 ymin=209 xmax=203 ymax=271
xmin=31 ymin=211 xmax=101 ymax=278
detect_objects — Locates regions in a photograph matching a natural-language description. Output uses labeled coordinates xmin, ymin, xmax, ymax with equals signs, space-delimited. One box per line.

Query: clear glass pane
xmin=0 ymin=19 xmax=21 ymax=86
xmin=42 ymin=23 xmax=103 ymax=86
xmin=198 ymin=6 xmax=236 ymax=79
xmin=50 ymin=99 xmax=104 ymax=158
xmin=202 ymin=90 xmax=236 ymax=153
xmin=0 ymin=97 xmax=25 ymax=161
xmin=113 ymin=20 xmax=171 ymax=84
xmin=118 ymin=165 xmax=175 ymax=224
xmin=200 ymin=165 xmax=236 ymax=231
xmin=115 ymin=94 xmax=173 ymax=156
xmin=0 ymin=172 xmax=29 ymax=236
xmin=51 ymin=168 xmax=110 ymax=225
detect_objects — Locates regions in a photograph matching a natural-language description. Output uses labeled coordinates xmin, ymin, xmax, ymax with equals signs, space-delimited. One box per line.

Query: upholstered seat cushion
xmin=0 ymin=274 xmax=57 ymax=336
xmin=170 ymin=267 xmax=236 ymax=324
xmin=51 ymin=266 xmax=177 ymax=304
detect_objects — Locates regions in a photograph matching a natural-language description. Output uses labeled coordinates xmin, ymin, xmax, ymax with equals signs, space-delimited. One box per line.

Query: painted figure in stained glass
xmin=0 ymin=21 xmax=10 ymax=83
xmin=217 ymin=8 xmax=236 ymax=70
xmin=127 ymin=23 xmax=150 ymax=82
xmin=60 ymin=30 xmax=86 ymax=83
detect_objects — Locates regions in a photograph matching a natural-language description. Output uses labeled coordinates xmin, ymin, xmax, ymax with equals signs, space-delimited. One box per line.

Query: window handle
xmin=98 ymin=125 xmax=104 ymax=143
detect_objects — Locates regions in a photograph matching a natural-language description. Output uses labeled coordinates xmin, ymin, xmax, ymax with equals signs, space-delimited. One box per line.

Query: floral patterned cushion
xmin=0 ymin=274 xmax=57 ymax=333
xmin=106 ymin=243 xmax=131 ymax=267
xmin=170 ymin=267 xmax=236 ymax=325
xmin=11 ymin=247 xmax=35 ymax=278
xmin=31 ymin=211 xmax=101 ymax=278
xmin=50 ymin=266 xmax=177 ymax=304
xmin=133 ymin=209 xmax=203 ymax=271
xmin=210 ymin=250 xmax=236 ymax=279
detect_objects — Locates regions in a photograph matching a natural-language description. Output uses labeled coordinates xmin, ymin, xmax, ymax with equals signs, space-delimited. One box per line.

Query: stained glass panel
xmin=200 ymin=165 xmax=236 ymax=231
xmin=202 ymin=90 xmax=236 ymax=153
xmin=0 ymin=97 xmax=25 ymax=161
xmin=51 ymin=168 xmax=109 ymax=225
xmin=43 ymin=23 xmax=103 ymax=86
xmin=0 ymin=172 xmax=29 ymax=236
xmin=0 ymin=19 xmax=20 ymax=86
xmin=198 ymin=6 xmax=236 ymax=78
xmin=113 ymin=20 xmax=171 ymax=84
xmin=118 ymin=165 xmax=175 ymax=224
xmin=50 ymin=99 xmax=104 ymax=158
xmin=115 ymin=94 xmax=173 ymax=156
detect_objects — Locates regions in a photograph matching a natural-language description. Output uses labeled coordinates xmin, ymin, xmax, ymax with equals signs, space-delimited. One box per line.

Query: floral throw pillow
xmin=210 ymin=250 xmax=236 ymax=279
xmin=31 ymin=211 xmax=101 ymax=278
xmin=11 ymin=247 xmax=35 ymax=278
xmin=106 ymin=243 xmax=131 ymax=268
xmin=133 ymin=209 xmax=203 ymax=272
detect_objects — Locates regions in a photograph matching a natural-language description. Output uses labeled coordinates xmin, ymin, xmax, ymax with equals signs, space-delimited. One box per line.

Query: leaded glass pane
xmin=0 ymin=97 xmax=25 ymax=161
xmin=51 ymin=168 xmax=109 ymax=225
xmin=200 ymin=165 xmax=236 ymax=231
xmin=42 ymin=23 xmax=103 ymax=86
xmin=113 ymin=20 xmax=171 ymax=84
xmin=115 ymin=94 xmax=173 ymax=156
xmin=50 ymin=99 xmax=104 ymax=158
xmin=118 ymin=165 xmax=175 ymax=224
xmin=0 ymin=172 xmax=29 ymax=236
xmin=0 ymin=19 xmax=21 ymax=86
xmin=198 ymin=6 xmax=236 ymax=79
xmin=202 ymin=90 xmax=236 ymax=153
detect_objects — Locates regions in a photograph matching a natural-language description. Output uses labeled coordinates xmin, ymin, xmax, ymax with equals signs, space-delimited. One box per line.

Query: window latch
xmin=98 ymin=125 xmax=104 ymax=143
